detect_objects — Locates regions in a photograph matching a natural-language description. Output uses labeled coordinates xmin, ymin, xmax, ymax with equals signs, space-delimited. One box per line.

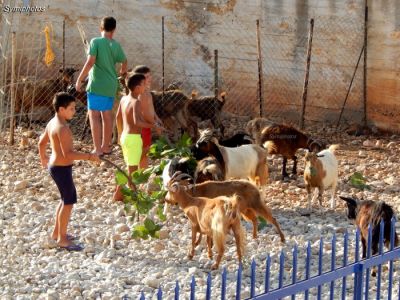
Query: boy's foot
xmin=52 ymin=234 xmax=78 ymax=241
xmin=58 ymin=243 xmax=84 ymax=252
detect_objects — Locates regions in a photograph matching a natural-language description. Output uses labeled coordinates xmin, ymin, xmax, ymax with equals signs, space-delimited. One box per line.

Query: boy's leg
xmin=51 ymin=202 xmax=62 ymax=240
xmin=139 ymin=147 xmax=149 ymax=169
xmin=113 ymin=165 xmax=138 ymax=201
xmin=101 ymin=110 xmax=113 ymax=154
xmin=89 ymin=109 xmax=103 ymax=155
xmin=56 ymin=203 xmax=73 ymax=247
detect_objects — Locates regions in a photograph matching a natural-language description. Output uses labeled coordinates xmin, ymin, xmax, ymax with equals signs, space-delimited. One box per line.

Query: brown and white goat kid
xmin=303 ymin=145 xmax=339 ymax=211
xmin=165 ymin=174 xmax=245 ymax=270
xmin=185 ymin=178 xmax=285 ymax=242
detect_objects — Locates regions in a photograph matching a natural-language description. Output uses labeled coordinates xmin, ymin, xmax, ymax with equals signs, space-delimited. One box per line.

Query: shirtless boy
xmin=132 ymin=65 xmax=162 ymax=169
xmin=113 ymin=73 xmax=162 ymax=200
xmin=38 ymin=92 xmax=100 ymax=251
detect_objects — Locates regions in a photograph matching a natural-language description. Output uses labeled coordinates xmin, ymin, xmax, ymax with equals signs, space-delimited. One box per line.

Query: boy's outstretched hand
xmin=89 ymin=153 xmax=101 ymax=164
xmin=40 ymin=156 xmax=49 ymax=169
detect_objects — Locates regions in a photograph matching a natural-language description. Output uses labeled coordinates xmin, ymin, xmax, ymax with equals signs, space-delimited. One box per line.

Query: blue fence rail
xmin=138 ymin=218 xmax=400 ymax=300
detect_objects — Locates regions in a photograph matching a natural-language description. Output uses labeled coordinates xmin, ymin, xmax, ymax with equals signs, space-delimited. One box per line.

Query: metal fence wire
xmin=0 ymin=10 xmax=364 ymax=140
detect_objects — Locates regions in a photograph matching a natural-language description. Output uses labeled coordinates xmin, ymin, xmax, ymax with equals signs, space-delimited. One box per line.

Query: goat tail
xmin=220 ymin=92 xmax=226 ymax=102
xmin=263 ymin=140 xmax=277 ymax=154
xmin=328 ymin=144 xmax=340 ymax=153
xmin=191 ymin=90 xmax=198 ymax=99
xmin=212 ymin=206 xmax=227 ymax=255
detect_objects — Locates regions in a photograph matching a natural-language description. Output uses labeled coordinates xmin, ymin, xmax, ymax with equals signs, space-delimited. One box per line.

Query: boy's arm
xmin=59 ymin=127 xmax=100 ymax=162
xmin=116 ymin=102 xmax=123 ymax=143
xmin=38 ymin=127 xmax=50 ymax=168
xmin=76 ymin=55 xmax=96 ymax=92
xmin=133 ymin=100 xmax=158 ymax=129
xmin=119 ymin=59 xmax=128 ymax=77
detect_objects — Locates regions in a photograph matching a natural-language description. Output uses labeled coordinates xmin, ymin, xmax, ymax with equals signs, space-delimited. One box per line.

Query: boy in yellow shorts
xmin=113 ymin=73 xmax=162 ymax=201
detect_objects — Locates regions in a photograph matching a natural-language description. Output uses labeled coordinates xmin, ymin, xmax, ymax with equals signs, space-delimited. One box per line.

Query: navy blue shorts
xmin=48 ymin=165 xmax=77 ymax=205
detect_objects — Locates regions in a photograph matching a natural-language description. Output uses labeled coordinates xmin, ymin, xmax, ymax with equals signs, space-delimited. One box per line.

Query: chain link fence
xmin=0 ymin=8 xmax=364 ymax=142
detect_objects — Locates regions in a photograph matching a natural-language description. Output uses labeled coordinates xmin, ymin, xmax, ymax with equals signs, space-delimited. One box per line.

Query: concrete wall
xmin=1 ymin=0 xmax=399 ymax=131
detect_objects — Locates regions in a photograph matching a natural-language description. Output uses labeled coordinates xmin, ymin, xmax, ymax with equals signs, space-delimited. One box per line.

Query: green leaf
xmin=132 ymin=225 xmax=149 ymax=239
xmin=156 ymin=205 xmax=167 ymax=222
xmin=349 ymin=172 xmax=370 ymax=190
xmin=257 ymin=217 xmax=268 ymax=231
xmin=144 ymin=218 xmax=157 ymax=232
xmin=115 ymin=170 xmax=128 ymax=185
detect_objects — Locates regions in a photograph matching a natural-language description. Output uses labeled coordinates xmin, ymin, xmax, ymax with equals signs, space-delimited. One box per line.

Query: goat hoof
xmin=211 ymin=264 xmax=218 ymax=270
xmin=188 ymin=254 xmax=194 ymax=260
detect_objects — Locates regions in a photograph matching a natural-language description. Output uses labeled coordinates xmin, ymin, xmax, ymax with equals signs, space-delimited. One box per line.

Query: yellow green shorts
xmin=120 ymin=133 xmax=143 ymax=166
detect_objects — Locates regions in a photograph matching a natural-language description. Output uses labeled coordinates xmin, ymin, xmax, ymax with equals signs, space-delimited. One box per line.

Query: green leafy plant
xmin=114 ymin=133 xmax=197 ymax=240
xmin=349 ymin=172 xmax=371 ymax=190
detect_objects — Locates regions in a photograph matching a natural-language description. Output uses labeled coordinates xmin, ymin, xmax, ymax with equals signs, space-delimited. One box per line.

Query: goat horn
xmin=174 ymin=173 xmax=195 ymax=182
xmin=170 ymin=171 xmax=183 ymax=182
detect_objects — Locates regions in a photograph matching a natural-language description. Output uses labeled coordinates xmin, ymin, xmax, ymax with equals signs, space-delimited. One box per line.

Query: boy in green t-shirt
xmin=75 ymin=16 xmax=127 ymax=156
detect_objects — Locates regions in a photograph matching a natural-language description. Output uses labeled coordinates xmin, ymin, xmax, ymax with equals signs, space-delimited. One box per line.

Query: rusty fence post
xmin=336 ymin=45 xmax=365 ymax=130
xmin=63 ymin=18 xmax=65 ymax=71
xmin=214 ymin=49 xmax=218 ymax=99
xmin=299 ymin=18 xmax=314 ymax=130
xmin=9 ymin=32 xmax=16 ymax=145
xmin=256 ymin=19 xmax=264 ymax=118
xmin=362 ymin=4 xmax=368 ymax=127
xmin=162 ymin=16 xmax=165 ymax=99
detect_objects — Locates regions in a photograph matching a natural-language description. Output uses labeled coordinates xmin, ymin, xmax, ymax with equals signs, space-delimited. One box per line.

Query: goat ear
xmin=168 ymin=183 xmax=179 ymax=193
xmin=339 ymin=196 xmax=358 ymax=207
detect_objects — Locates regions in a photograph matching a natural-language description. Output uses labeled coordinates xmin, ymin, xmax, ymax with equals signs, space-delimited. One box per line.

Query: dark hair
xmin=133 ymin=65 xmax=151 ymax=74
xmin=101 ymin=17 xmax=116 ymax=32
xmin=127 ymin=73 xmax=145 ymax=91
xmin=53 ymin=92 xmax=75 ymax=112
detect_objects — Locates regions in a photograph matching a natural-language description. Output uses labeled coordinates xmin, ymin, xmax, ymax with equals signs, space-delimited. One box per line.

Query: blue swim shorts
xmin=87 ymin=92 xmax=114 ymax=111
xmin=48 ymin=165 xmax=77 ymax=205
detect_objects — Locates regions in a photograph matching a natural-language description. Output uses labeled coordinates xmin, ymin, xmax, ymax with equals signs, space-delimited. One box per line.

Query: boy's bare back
xmin=120 ymin=95 xmax=143 ymax=134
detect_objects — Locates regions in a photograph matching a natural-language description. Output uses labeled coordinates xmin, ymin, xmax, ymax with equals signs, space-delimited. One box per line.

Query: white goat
xmin=303 ymin=145 xmax=339 ymax=211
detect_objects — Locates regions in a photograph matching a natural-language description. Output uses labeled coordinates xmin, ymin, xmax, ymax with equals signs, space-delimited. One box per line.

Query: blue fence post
xmin=236 ymin=263 xmax=242 ymax=300
xmin=265 ymin=254 xmax=271 ymax=293
xmin=190 ymin=276 xmax=195 ymax=300
xmin=157 ymin=286 xmax=163 ymax=300
xmin=251 ymin=259 xmax=256 ymax=298
xmin=388 ymin=217 xmax=396 ymax=299
xmin=330 ymin=234 xmax=336 ymax=300
xmin=291 ymin=244 xmax=298 ymax=300
xmin=221 ymin=268 xmax=227 ymax=300
xmin=364 ymin=225 xmax=372 ymax=300
xmin=354 ymin=263 xmax=364 ymax=300
xmin=140 ymin=291 xmax=145 ymax=300
xmin=305 ymin=241 xmax=311 ymax=300
xmin=206 ymin=273 xmax=211 ymax=300
xmin=342 ymin=230 xmax=348 ymax=300
xmin=355 ymin=228 xmax=360 ymax=263
xmin=175 ymin=281 xmax=180 ymax=300
xmin=317 ymin=237 xmax=323 ymax=300
xmin=279 ymin=250 xmax=285 ymax=289
xmin=376 ymin=220 xmax=384 ymax=300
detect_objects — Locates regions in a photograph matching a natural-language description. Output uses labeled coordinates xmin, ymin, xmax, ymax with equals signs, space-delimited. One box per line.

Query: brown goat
xmin=194 ymin=156 xmax=224 ymax=184
xmin=188 ymin=91 xmax=226 ymax=136
xmin=246 ymin=117 xmax=275 ymax=145
xmin=165 ymin=173 xmax=245 ymax=270
xmin=14 ymin=68 xmax=78 ymax=121
xmin=187 ymin=179 xmax=285 ymax=242
xmin=260 ymin=123 xmax=325 ymax=180
xmin=340 ymin=196 xmax=399 ymax=276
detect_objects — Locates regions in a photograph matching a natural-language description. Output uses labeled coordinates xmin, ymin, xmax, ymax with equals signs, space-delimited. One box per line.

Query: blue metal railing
xmin=137 ymin=218 xmax=399 ymax=299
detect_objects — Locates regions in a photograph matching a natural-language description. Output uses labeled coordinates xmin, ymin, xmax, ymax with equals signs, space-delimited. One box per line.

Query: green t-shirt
xmin=86 ymin=37 xmax=126 ymax=98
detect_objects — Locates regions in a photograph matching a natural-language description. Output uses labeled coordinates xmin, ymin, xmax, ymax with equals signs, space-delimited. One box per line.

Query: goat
xmin=194 ymin=130 xmax=269 ymax=186
xmin=188 ymin=91 xmax=226 ymax=136
xmin=194 ymin=156 xmax=224 ymax=184
xmin=260 ymin=123 xmax=325 ymax=180
xmin=165 ymin=173 xmax=245 ymax=270
xmin=303 ymin=145 xmax=339 ymax=211
xmin=169 ymin=174 xmax=285 ymax=241
xmin=340 ymin=196 xmax=399 ymax=276
xmin=15 ymin=68 xmax=78 ymax=121
xmin=246 ymin=117 xmax=275 ymax=145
